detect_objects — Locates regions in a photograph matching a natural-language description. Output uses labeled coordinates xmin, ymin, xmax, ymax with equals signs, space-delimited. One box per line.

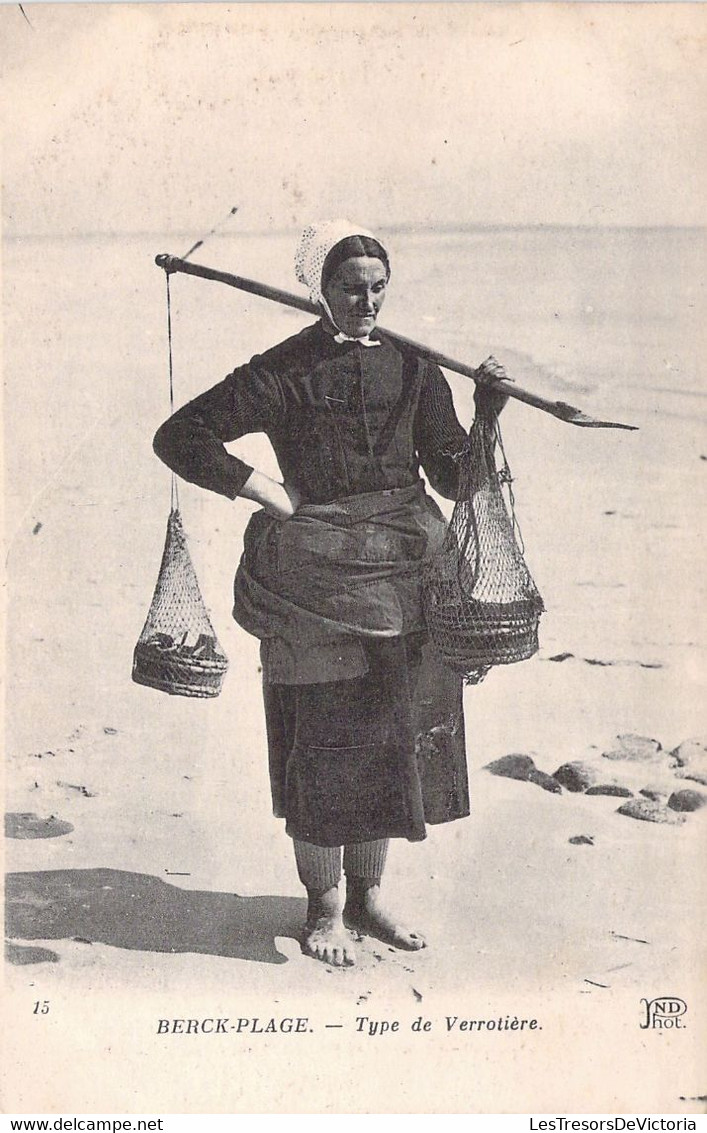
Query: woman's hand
xmin=240 ymin=470 xmax=303 ymax=519
xmin=474 ymin=356 xmax=512 ymax=418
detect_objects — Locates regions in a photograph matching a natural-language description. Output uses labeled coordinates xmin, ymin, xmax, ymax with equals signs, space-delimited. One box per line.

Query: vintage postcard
xmin=2 ymin=2 xmax=706 ymax=1116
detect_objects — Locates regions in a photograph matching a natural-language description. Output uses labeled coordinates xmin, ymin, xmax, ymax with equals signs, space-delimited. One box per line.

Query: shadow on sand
xmin=5 ymin=867 xmax=306 ymax=965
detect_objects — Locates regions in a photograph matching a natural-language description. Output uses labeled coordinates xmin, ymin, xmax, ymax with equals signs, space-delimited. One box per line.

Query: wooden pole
xmin=155 ymin=253 xmax=637 ymax=431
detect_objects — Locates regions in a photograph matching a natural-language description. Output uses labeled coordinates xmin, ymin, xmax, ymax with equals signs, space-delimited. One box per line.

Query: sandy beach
xmin=2 ymin=223 xmax=705 ymax=1114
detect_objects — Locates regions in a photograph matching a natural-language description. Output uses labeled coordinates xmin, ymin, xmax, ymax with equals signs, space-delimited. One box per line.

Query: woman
xmin=153 ymin=220 xmax=507 ymax=967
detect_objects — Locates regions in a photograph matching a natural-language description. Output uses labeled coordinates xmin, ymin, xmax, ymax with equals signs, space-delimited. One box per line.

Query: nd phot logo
xmin=640 ymin=996 xmax=687 ymax=1029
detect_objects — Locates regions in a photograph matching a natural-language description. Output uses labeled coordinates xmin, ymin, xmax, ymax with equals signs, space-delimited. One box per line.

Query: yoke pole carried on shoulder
xmin=155 ymin=253 xmax=637 ymax=432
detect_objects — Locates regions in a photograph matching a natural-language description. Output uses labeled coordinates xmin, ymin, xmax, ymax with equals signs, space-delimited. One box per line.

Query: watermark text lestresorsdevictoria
xmin=529 ymin=1121 xmax=696 ymax=1131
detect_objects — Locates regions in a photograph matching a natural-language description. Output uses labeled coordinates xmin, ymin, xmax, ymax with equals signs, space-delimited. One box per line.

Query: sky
xmin=1 ymin=2 xmax=706 ymax=236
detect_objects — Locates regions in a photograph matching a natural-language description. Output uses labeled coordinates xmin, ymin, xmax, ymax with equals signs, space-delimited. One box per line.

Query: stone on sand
xmin=484 ymin=755 xmax=562 ymax=795
xmin=675 ymin=768 xmax=707 ymax=787
xmin=667 ymin=788 xmax=707 ymax=813
xmin=552 ymin=761 xmax=601 ymax=792
xmin=669 ymin=737 xmax=707 ymax=767
xmin=617 ymin=799 xmax=685 ymax=825
xmin=640 ymin=787 xmax=667 ymax=802
xmin=586 ymin=784 xmax=633 ymax=798
xmin=669 ymin=738 xmax=707 ymax=786
xmin=484 ymin=755 xmax=562 ymax=794
xmin=528 ymin=769 xmax=563 ymax=794
xmin=602 ymin=734 xmax=663 ymax=763
xmin=484 ymin=754 xmax=537 ymax=781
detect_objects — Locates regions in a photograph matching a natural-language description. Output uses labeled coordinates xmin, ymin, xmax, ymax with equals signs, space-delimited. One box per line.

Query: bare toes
xmin=344 ymin=907 xmax=426 ymax=951
xmin=302 ymin=925 xmax=357 ymax=967
xmin=402 ymin=931 xmax=426 ymax=951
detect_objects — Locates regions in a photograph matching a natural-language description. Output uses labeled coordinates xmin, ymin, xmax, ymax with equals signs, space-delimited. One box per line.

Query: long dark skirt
xmin=263 ymin=634 xmax=470 ymax=846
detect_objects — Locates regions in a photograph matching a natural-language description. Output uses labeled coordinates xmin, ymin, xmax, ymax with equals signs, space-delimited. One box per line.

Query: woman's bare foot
xmin=343 ymin=882 xmax=426 ymax=951
xmin=302 ymin=886 xmax=356 ymax=967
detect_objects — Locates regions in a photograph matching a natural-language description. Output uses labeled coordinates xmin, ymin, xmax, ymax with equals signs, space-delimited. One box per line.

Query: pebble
xmin=484 ymin=754 xmax=538 ymax=781
xmin=675 ymin=768 xmax=707 ymax=787
xmin=553 ymin=761 xmax=600 ymax=792
xmin=617 ymin=799 xmax=685 ymax=825
xmin=669 ymin=738 xmax=707 ymax=786
xmin=602 ymin=734 xmax=663 ymax=763
xmin=485 ymin=755 xmax=561 ymax=794
xmin=569 ymin=835 xmax=594 ymax=845
xmin=640 ymin=787 xmax=667 ymax=802
xmin=667 ymin=788 xmax=707 ymax=813
xmin=586 ymin=784 xmax=633 ymax=797
xmin=528 ymin=769 xmax=563 ymax=794
xmin=669 ymin=738 xmax=707 ymax=767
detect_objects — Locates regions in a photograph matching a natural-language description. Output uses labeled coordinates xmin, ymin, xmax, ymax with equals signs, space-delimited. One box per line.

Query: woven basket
xmin=132 ymin=508 xmax=229 ymax=698
xmin=132 ymin=639 xmax=228 ymax=698
xmin=422 ymin=415 xmax=543 ymax=682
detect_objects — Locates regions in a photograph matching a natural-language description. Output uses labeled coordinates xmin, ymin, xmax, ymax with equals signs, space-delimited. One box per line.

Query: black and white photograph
xmin=2 ymin=2 xmax=706 ymax=1116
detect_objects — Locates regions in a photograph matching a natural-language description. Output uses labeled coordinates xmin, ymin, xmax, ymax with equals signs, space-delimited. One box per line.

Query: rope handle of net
xmin=448 ymin=414 xmax=527 ymax=593
xmin=164 ymin=273 xmax=179 ymax=513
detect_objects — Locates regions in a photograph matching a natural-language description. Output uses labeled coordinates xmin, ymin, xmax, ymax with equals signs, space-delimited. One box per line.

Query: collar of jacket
xmin=319 ymin=318 xmax=381 ymax=348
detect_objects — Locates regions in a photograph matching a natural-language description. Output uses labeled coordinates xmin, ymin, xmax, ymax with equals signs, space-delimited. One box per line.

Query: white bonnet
xmin=295 ymin=219 xmax=382 ymax=306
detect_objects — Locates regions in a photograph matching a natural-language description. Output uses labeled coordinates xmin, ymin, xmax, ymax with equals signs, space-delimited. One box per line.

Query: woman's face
xmin=323 ymin=256 xmax=388 ymax=338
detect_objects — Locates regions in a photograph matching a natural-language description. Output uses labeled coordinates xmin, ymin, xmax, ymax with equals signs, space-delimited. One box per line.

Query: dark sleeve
xmin=414 ymin=361 xmax=469 ymax=500
xmin=152 ymin=357 xmax=286 ymax=499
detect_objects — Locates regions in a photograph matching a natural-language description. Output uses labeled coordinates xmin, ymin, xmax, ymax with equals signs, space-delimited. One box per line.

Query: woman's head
xmin=322 ymin=236 xmax=390 ymax=339
xmin=295 ymin=221 xmax=390 ymax=339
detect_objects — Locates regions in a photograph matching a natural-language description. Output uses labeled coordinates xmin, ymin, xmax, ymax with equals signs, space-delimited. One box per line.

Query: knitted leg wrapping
xmin=343 ymin=839 xmax=389 ymax=884
xmin=293 ymin=840 xmax=342 ymax=892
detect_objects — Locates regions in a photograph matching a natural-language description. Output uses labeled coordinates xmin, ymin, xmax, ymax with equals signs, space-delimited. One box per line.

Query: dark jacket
xmin=153 ymin=321 xmax=468 ymax=504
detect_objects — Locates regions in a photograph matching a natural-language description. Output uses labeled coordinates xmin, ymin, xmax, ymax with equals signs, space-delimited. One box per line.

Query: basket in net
xmin=422 ymin=414 xmax=543 ymax=684
xmin=132 ymin=508 xmax=228 ymax=698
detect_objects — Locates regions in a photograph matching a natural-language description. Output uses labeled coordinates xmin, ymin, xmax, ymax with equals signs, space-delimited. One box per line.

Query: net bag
xmin=422 ymin=414 xmax=543 ymax=684
xmin=132 ymin=507 xmax=228 ymax=697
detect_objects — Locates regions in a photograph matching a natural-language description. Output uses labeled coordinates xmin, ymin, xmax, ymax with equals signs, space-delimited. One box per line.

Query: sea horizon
xmin=4 ymin=220 xmax=706 ymax=245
